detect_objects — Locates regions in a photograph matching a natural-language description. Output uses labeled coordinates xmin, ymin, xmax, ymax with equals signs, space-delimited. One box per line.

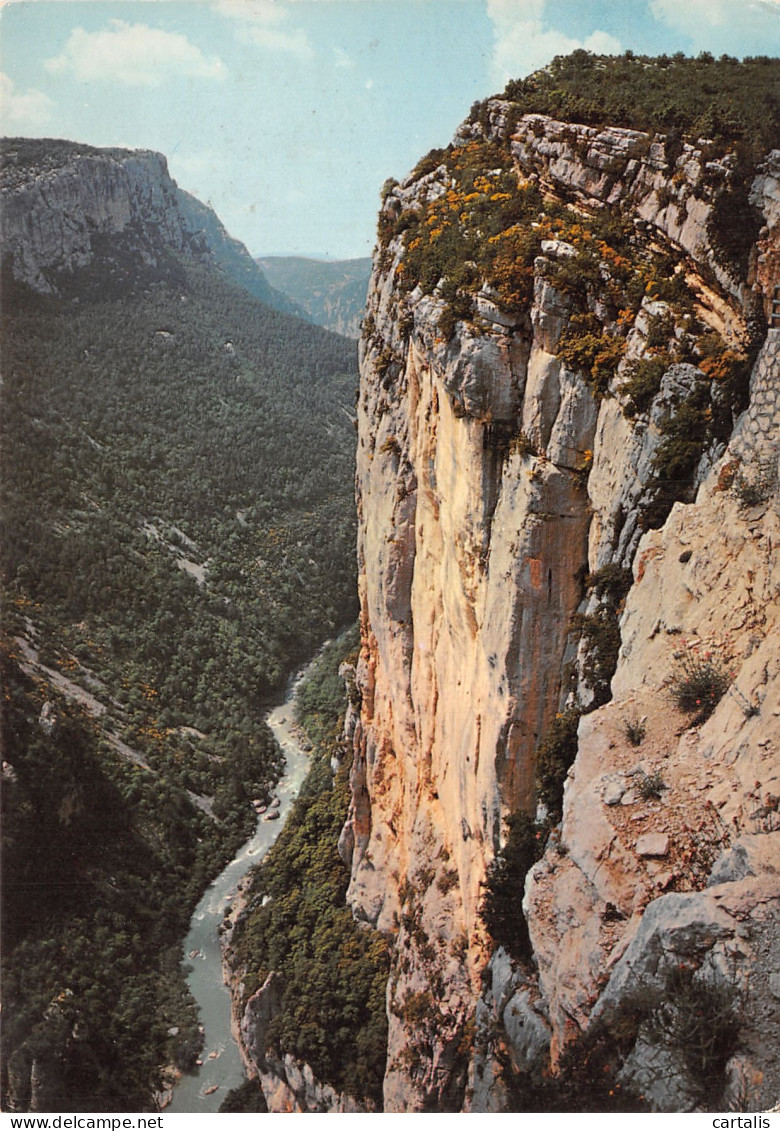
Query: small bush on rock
xmin=644 ymin=966 xmax=743 ymax=1106
xmin=480 ymin=811 xmax=544 ymax=961
xmin=637 ymin=770 xmax=667 ymax=800
xmin=668 ymin=653 xmax=731 ymax=723
xmin=535 ymin=707 xmax=582 ymax=819
xmin=730 ymin=453 xmax=778 ymax=508
xmin=622 ymin=715 xmax=646 ymax=746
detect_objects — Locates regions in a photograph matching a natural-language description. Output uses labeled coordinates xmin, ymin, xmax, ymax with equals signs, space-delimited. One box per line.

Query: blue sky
xmin=1 ymin=0 xmax=779 ymax=258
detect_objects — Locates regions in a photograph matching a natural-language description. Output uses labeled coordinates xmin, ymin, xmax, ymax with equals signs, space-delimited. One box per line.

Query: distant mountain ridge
xmin=0 ymin=137 xmax=300 ymax=314
xmin=256 ymin=255 xmax=372 ymax=338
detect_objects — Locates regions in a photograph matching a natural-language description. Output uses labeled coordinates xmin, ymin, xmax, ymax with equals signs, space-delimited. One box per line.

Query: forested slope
xmin=1 ymin=164 xmax=359 ymax=1109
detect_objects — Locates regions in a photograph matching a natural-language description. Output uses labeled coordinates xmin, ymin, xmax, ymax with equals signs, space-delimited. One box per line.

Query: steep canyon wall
xmin=342 ymin=105 xmax=779 ymax=1111
xmin=0 ymin=138 xmax=290 ymax=308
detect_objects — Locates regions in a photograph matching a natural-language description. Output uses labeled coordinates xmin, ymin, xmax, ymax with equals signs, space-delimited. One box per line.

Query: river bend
xmin=167 ymin=675 xmax=312 ymax=1113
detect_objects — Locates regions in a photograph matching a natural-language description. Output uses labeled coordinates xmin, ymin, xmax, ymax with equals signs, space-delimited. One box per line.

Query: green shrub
xmin=394 ymin=139 xmax=542 ymax=312
xmin=501 ymin=53 xmax=780 ymax=162
xmin=730 ymin=454 xmax=778 ymax=508
xmin=585 ymin=564 xmax=633 ymax=604
xmin=219 ymin=1080 xmax=268 ymax=1112
xmin=410 ymin=146 xmax=448 ymax=182
xmin=535 ymin=708 xmax=582 ymax=820
xmin=641 ymin=384 xmax=712 ymax=528
xmin=556 ymin=316 xmax=626 ymax=397
xmin=637 ymin=770 xmax=666 ymax=800
xmin=642 ymin=965 xmax=743 ymax=1106
xmin=496 ymin=1007 xmax=646 ymax=1111
xmin=480 ymin=811 xmax=544 ymax=960
xmin=668 ymin=653 xmax=731 ymax=722
xmin=620 ymin=354 xmax=672 ymax=417
xmin=508 ymin=431 xmax=541 ymax=458
xmin=437 ymin=281 xmax=474 ymax=339
xmin=707 ymin=173 xmax=763 ymax=279
xmin=570 ymin=610 xmax=622 ymax=705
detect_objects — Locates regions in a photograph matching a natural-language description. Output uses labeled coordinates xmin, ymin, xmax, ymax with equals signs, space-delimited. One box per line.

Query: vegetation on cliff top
xmin=378 ymin=137 xmax=543 ymax=326
xmin=498 ymin=51 xmax=780 ymax=158
xmin=379 ymin=53 xmax=766 ymax=541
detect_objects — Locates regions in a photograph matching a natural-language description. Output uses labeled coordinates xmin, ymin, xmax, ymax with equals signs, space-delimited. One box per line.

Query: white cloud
xmin=486 ymin=0 xmax=621 ymax=86
xmin=333 ymin=47 xmax=355 ymax=69
xmin=0 ymin=72 xmax=53 ymax=130
xmin=43 ymin=20 xmax=227 ymax=88
xmin=649 ymin=0 xmax=780 ymax=40
xmin=211 ymin=0 xmax=314 ymax=58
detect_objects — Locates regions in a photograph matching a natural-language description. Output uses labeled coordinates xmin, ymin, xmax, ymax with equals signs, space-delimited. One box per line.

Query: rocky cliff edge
xmin=342 ymin=98 xmax=779 ymax=1111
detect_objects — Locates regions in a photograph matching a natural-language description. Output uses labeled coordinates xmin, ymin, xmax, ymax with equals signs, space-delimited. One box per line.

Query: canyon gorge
xmin=234 ymin=60 xmax=779 ymax=1112
xmin=2 ymin=53 xmax=779 ymax=1116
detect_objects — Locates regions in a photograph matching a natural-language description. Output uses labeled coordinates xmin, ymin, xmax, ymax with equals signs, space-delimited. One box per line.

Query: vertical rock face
xmin=0 ymin=137 xmax=292 ymax=309
xmin=346 ymin=99 xmax=779 ymax=1111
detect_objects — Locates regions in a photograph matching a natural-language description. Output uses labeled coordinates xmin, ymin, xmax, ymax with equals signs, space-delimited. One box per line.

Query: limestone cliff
xmin=0 ymin=138 xmax=294 ymax=310
xmin=343 ymin=73 xmax=779 ymax=1111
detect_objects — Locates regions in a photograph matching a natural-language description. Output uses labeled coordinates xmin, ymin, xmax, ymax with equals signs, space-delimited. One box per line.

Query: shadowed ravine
xmin=166 ymin=669 xmax=314 ymax=1113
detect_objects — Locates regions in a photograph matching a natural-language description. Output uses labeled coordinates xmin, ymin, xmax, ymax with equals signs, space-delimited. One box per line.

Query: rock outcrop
xmin=235 ymin=972 xmax=368 ymax=1113
xmin=342 ymin=91 xmax=779 ymax=1112
xmin=0 ymin=138 xmax=294 ymax=310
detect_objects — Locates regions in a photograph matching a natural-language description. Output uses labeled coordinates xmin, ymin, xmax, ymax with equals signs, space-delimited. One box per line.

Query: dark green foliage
xmin=668 ymin=653 xmax=732 ymax=723
xmin=535 ymin=708 xmax=582 ymax=821
xmin=706 ymin=160 xmax=763 ymax=279
xmin=1 ymin=136 xmax=147 ymax=171
xmin=508 ymin=431 xmax=541 ymax=458
xmin=570 ymin=610 xmax=622 ymax=706
xmin=622 ymin=715 xmax=646 ymax=747
xmin=556 ymin=316 xmax=626 ymax=397
xmin=500 ymin=53 xmax=780 ymax=159
xmin=437 ymin=282 xmax=474 ymax=339
xmin=2 ymin=266 xmax=358 ymax=737
xmin=1 ymin=650 xmax=204 ymax=1111
xmin=294 ymin=624 xmax=360 ymax=747
xmin=1 ymin=252 xmax=359 ymax=1109
xmin=390 ymin=140 xmax=542 ymax=315
xmin=584 ymin=564 xmax=633 ymax=605
xmin=570 ymin=565 xmax=633 ymax=708
xmin=410 ymin=146 xmax=449 ymax=182
xmin=620 ymin=354 xmax=672 ymax=417
xmin=637 ymin=771 xmax=667 ymax=800
xmin=219 ymin=1079 xmax=268 ymax=1112
xmin=496 ymin=1014 xmax=647 ymax=1112
xmin=499 ymin=962 xmax=740 ymax=1111
xmin=230 ymin=633 xmax=390 ymax=1107
xmin=480 ymin=812 xmax=544 ymax=960
xmin=731 ymin=458 xmax=778 ymax=507
xmin=642 ymin=383 xmax=712 ymax=527
xmin=499 ymin=53 xmax=779 ymax=283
